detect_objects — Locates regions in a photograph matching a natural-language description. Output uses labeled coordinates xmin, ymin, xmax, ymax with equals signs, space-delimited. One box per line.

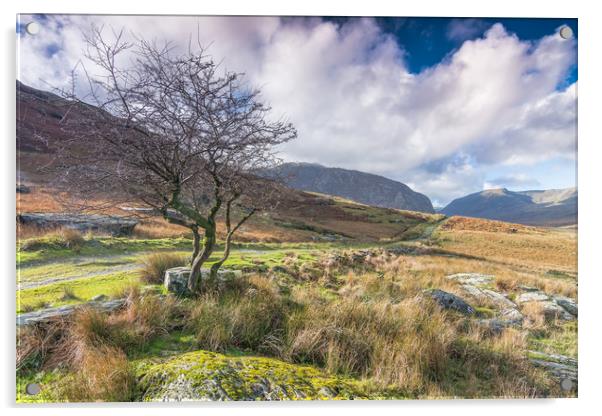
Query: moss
xmin=474 ymin=306 xmax=496 ymax=319
xmin=134 ymin=350 xmax=397 ymax=401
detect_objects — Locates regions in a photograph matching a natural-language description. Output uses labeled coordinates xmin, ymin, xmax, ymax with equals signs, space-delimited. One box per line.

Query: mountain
xmin=441 ymin=187 xmax=577 ymax=227
xmin=267 ymin=162 xmax=435 ymax=213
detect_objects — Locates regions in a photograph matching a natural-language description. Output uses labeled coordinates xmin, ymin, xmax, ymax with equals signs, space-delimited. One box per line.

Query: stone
xmin=529 ymin=351 xmax=577 ymax=389
xmin=137 ymin=350 xmax=372 ymax=401
xmin=460 ymin=284 xmax=516 ymax=309
xmin=518 ymin=285 xmax=539 ymax=292
xmin=553 ymin=296 xmax=578 ymax=317
xmin=16 ymin=299 xmax=125 ymax=326
xmin=516 ymin=291 xmax=575 ymax=320
xmin=516 ymin=291 xmax=550 ymax=303
xmin=426 ymin=289 xmax=475 ymax=315
xmin=446 ymin=273 xmax=494 ymax=287
xmin=499 ymin=307 xmax=524 ymax=324
xmin=540 ymin=301 xmax=575 ymax=321
xmin=16 ymin=184 xmax=30 ymax=193
xmin=17 ymin=213 xmax=139 ymax=236
xmin=164 ymin=267 xmax=243 ymax=296
xmin=164 ymin=267 xmax=192 ymax=297
xmin=478 ymin=307 xmax=524 ymax=334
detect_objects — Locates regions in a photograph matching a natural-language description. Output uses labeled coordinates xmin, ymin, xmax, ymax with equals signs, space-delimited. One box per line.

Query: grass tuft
xmin=139 ymin=253 xmax=188 ymax=285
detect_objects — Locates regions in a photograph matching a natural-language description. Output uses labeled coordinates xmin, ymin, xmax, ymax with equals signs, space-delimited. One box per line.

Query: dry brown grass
xmin=139 ymin=253 xmax=188 ymax=285
xmin=58 ymin=344 xmax=135 ymax=402
xmin=20 ymin=228 xmax=86 ymax=252
xmin=437 ymin=227 xmax=577 ymax=273
xmin=286 ymin=294 xmax=454 ymax=391
xmin=442 ymin=216 xmax=537 ymax=234
xmin=132 ymin=218 xmax=191 ymax=239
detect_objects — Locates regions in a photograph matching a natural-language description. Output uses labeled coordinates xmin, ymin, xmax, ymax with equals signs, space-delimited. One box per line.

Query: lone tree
xmin=50 ymin=27 xmax=297 ymax=293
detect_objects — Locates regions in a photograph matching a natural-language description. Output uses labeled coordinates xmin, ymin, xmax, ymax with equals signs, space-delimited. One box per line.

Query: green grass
xmin=17 ymin=271 xmax=140 ymax=313
xmin=528 ymin=321 xmax=577 ymax=358
xmin=18 ymin=255 xmax=142 ymax=283
xmin=17 ymin=236 xmax=194 ymax=266
xmin=17 ymin=369 xmax=65 ymax=403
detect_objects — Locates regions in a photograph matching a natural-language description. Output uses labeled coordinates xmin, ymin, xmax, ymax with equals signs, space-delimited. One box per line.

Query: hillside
xmin=267 ymin=162 xmax=434 ymax=213
xmin=441 ymin=187 xmax=577 ymax=227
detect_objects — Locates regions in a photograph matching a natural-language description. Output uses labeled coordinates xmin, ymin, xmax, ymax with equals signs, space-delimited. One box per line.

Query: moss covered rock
xmin=134 ymin=350 xmax=373 ymax=401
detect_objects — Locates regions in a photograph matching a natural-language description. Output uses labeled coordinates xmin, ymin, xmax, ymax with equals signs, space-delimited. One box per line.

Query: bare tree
xmin=49 ymin=26 xmax=297 ymax=293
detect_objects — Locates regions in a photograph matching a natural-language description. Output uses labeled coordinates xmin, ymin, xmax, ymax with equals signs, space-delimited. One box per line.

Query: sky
xmin=16 ymin=15 xmax=578 ymax=206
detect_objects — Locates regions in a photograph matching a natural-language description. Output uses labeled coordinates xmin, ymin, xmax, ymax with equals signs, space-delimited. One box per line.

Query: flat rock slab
xmin=17 ymin=299 xmax=125 ymax=326
xmin=17 ymin=213 xmax=139 ymax=236
xmin=529 ymin=351 xmax=577 ymax=389
xmin=446 ymin=273 xmax=494 ymax=287
xmin=517 ymin=291 xmax=577 ymax=320
xmin=460 ymin=284 xmax=517 ymax=309
xmin=517 ymin=291 xmax=550 ymax=303
xmin=426 ymin=289 xmax=475 ymax=315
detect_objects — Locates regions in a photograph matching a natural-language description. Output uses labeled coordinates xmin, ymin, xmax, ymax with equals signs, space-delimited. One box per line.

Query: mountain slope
xmin=441 ymin=187 xmax=577 ymax=227
xmin=268 ymin=162 xmax=434 ymax=213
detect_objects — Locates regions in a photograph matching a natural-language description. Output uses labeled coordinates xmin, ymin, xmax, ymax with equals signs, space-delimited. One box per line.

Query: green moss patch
xmin=134 ymin=350 xmax=384 ymax=401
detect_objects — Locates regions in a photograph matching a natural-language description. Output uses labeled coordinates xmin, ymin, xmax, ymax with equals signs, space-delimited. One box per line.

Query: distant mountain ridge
xmin=267 ymin=162 xmax=435 ymax=213
xmin=441 ymin=187 xmax=577 ymax=227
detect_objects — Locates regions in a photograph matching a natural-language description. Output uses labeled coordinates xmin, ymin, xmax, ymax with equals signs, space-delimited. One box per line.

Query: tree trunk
xmin=209 ymin=207 xmax=255 ymax=281
xmin=209 ymin=233 xmax=233 ymax=281
xmin=191 ymin=227 xmax=201 ymax=264
xmin=188 ymin=222 xmax=216 ymax=293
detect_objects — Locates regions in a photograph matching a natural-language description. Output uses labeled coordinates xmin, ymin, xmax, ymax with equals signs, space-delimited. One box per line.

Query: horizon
xmin=17 ymin=15 xmax=578 ymax=206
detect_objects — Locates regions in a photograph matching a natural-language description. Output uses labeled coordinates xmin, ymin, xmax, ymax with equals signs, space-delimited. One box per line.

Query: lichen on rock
xmin=134 ymin=350 xmax=375 ymax=401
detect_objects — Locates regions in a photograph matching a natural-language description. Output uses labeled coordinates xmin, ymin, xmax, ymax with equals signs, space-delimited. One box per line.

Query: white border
xmin=2 ymin=1 xmax=600 ymax=415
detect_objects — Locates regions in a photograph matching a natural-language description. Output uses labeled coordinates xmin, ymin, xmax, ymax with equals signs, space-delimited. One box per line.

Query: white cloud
xmin=17 ymin=16 xmax=577 ymax=204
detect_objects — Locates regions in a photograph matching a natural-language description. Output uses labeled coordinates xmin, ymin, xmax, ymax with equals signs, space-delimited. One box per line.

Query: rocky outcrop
xmin=446 ymin=272 xmax=523 ymax=331
xmin=426 ymin=289 xmax=475 ymax=315
xmin=516 ymin=291 xmax=577 ymax=321
xmin=529 ymin=351 xmax=577 ymax=391
xmin=136 ymin=350 xmax=374 ymax=401
xmin=17 ymin=213 xmax=139 ymax=236
xmin=16 ymin=298 xmax=125 ymax=326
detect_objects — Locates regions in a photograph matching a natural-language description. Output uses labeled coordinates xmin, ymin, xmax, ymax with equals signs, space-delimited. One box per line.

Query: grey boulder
xmin=426 ymin=289 xmax=475 ymax=315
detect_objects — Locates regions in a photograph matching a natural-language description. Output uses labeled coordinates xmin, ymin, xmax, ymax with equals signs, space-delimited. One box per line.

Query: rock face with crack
xmin=135 ymin=350 xmax=375 ymax=401
xmin=426 ymin=289 xmax=475 ymax=315
xmin=460 ymin=284 xmax=516 ymax=309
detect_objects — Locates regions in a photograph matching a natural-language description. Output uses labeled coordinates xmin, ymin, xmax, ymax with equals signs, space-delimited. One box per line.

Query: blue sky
xmin=17 ymin=15 xmax=578 ymax=205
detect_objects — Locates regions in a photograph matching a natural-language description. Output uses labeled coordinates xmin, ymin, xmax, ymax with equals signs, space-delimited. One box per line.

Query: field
xmin=15 ymin=184 xmax=578 ymax=402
